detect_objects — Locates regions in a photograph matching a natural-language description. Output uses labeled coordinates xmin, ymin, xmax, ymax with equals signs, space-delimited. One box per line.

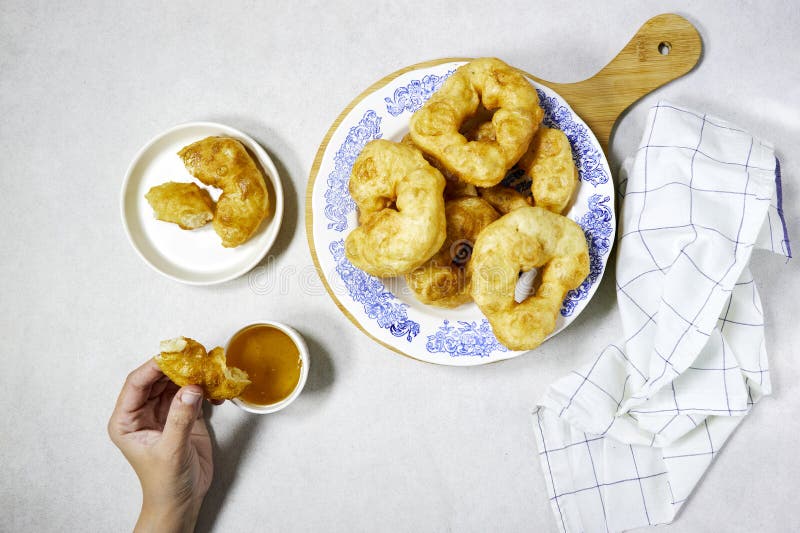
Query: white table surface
xmin=1 ymin=2 xmax=798 ymax=532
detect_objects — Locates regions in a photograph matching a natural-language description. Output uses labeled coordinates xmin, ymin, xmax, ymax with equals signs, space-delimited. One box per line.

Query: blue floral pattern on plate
xmin=384 ymin=71 xmax=455 ymax=116
xmin=562 ymin=194 xmax=614 ymax=317
xmin=313 ymin=61 xmax=615 ymax=364
xmin=324 ymin=110 xmax=382 ymax=231
xmin=426 ymin=320 xmax=507 ymax=357
xmin=329 ymin=240 xmax=420 ymax=341
xmin=536 ymin=88 xmax=609 ymax=188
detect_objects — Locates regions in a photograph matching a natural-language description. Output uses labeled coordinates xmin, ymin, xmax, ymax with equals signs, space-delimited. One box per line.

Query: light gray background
xmin=1 ymin=2 xmax=798 ymax=532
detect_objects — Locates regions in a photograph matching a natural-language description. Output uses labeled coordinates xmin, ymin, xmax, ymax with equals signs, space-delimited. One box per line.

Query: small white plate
xmin=121 ymin=122 xmax=283 ymax=285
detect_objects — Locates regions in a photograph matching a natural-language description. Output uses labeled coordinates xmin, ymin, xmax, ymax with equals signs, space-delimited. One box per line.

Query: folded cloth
xmin=532 ymin=101 xmax=791 ymax=533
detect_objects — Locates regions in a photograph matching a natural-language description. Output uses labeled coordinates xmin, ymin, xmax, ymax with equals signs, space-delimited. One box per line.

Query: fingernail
xmin=181 ymin=390 xmax=202 ymax=406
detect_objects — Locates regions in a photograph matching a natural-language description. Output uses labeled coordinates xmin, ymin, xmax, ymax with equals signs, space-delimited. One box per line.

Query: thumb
xmin=161 ymin=386 xmax=203 ymax=453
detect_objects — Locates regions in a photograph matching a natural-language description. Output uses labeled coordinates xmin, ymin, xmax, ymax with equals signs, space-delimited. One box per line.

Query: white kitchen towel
xmin=532 ymin=101 xmax=791 ymax=533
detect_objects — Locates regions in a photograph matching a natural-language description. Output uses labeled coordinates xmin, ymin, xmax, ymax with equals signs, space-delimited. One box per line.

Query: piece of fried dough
xmin=409 ymin=58 xmax=543 ymax=187
xmin=178 ymin=137 xmax=269 ymax=247
xmin=477 ymin=185 xmax=531 ymax=214
xmin=462 ymin=123 xmax=577 ymax=213
xmin=405 ymin=197 xmax=499 ymax=308
xmin=144 ymin=181 xmax=215 ymax=230
xmin=444 ymin=178 xmax=479 ymax=200
xmin=470 ymin=206 xmax=589 ymax=350
xmin=155 ymin=336 xmax=250 ymax=400
xmin=345 ymin=139 xmax=446 ymax=277
xmin=401 ymin=134 xmax=476 ymax=200
xmin=518 ymin=127 xmax=578 ymax=214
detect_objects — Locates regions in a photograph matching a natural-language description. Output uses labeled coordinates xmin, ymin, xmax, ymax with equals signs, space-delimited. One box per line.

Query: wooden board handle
xmin=532 ymin=13 xmax=702 ymax=152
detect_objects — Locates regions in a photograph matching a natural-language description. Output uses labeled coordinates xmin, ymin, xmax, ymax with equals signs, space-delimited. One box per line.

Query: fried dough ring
xmin=409 ymin=58 xmax=543 ymax=187
xmin=462 ymin=118 xmax=578 ymax=213
xmin=470 ymin=206 xmax=589 ymax=350
xmin=345 ymin=139 xmax=447 ymax=277
xmin=477 ymin=185 xmax=532 ymax=215
xmin=155 ymin=337 xmax=251 ymax=400
xmin=405 ymin=197 xmax=499 ymax=308
xmin=178 ymin=137 xmax=270 ymax=247
xmin=518 ymin=127 xmax=578 ymax=214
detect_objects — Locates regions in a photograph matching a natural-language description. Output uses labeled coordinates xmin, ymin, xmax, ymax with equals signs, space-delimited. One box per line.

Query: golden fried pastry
xmin=461 ymin=106 xmax=497 ymax=143
xmin=345 ymin=139 xmax=446 ymax=277
xmin=154 ymin=336 xmax=250 ymax=400
xmin=477 ymin=185 xmax=532 ymax=214
xmin=444 ymin=178 xmax=479 ymax=200
xmin=470 ymin=207 xmax=589 ymax=350
xmin=467 ymin=121 xmax=497 ymax=142
xmin=178 ymin=137 xmax=269 ymax=247
xmin=144 ymin=182 xmax=215 ymax=230
xmin=518 ymin=127 xmax=578 ymax=214
xmin=401 ymin=134 xmax=476 ymax=200
xmin=405 ymin=197 xmax=499 ymax=308
xmin=409 ymin=58 xmax=543 ymax=187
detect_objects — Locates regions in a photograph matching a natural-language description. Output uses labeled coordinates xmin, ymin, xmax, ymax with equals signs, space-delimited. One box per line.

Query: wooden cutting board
xmin=533 ymin=13 xmax=702 ymax=152
xmin=303 ymin=13 xmax=702 ymax=363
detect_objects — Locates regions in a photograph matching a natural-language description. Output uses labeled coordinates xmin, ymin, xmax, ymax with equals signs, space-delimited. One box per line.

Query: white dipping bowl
xmin=227 ymin=321 xmax=309 ymax=414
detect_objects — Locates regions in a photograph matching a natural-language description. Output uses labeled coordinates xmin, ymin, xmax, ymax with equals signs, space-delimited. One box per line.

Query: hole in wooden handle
xmin=658 ymin=41 xmax=672 ymax=55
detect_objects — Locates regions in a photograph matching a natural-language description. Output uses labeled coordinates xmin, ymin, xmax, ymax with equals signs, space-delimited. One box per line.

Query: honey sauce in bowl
xmin=226 ymin=322 xmax=308 ymax=412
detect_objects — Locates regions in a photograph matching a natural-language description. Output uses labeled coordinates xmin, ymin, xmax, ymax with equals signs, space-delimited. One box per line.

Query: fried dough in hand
xmin=154 ymin=337 xmax=250 ymax=400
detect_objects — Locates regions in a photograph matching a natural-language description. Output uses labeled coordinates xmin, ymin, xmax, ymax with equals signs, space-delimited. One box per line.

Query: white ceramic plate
xmin=121 ymin=122 xmax=283 ymax=285
xmin=308 ymin=60 xmax=615 ymax=365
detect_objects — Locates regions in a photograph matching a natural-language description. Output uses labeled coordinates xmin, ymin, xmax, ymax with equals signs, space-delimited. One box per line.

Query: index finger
xmin=113 ymin=358 xmax=166 ymax=415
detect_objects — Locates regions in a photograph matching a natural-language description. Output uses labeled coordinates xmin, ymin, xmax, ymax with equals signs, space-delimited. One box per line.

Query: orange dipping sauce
xmin=226 ymin=324 xmax=302 ymax=406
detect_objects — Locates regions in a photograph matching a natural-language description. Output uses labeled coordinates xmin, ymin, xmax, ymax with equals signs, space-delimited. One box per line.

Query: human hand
xmin=108 ymin=360 xmax=214 ymax=533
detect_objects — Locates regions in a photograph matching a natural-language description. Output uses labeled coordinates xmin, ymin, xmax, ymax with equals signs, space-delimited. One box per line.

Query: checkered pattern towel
xmin=532 ymin=101 xmax=791 ymax=532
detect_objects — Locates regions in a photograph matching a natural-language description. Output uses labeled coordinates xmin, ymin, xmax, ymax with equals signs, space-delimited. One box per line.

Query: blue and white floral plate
xmin=306 ymin=59 xmax=615 ymax=366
